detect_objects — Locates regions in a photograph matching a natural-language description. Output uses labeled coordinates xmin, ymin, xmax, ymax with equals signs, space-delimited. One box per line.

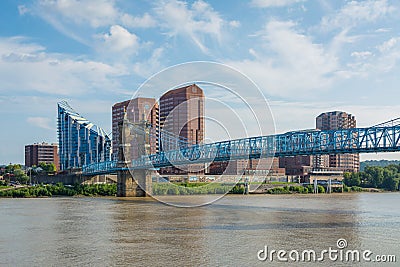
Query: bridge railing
xmin=82 ymin=160 xmax=118 ymax=175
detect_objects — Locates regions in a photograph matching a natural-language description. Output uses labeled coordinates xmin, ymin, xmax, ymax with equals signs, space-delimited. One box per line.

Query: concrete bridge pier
xmin=117 ymin=120 xmax=152 ymax=197
xmin=117 ymin=169 xmax=151 ymax=197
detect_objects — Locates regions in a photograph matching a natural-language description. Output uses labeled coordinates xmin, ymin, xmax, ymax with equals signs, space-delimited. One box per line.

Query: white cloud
xmin=321 ymin=0 xmax=395 ymax=30
xmin=248 ymin=48 xmax=258 ymax=57
xmin=251 ymin=0 xmax=305 ymax=8
xmin=229 ymin=20 xmax=241 ymax=28
xmin=29 ymin=0 xmax=157 ymax=29
xmin=98 ymin=25 xmax=140 ymax=55
xmin=0 ymin=37 xmax=127 ymax=96
xmin=375 ymin=28 xmax=391 ymax=33
xmin=351 ymin=51 xmax=373 ymax=59
xmin=226 ymin=20 xmax=338 ymax=97
xmin=27 ymin=117 xmax=53 ymax=130
xmin=36 ymin=0 xmax=119 ymax=28
xmin=329 ymin=29 xmax=362 ymax=56
xmin=345 ymin=36 xmax=400 ymax=76
xmin=133 ymin=47 xmax=165 ymax=78
xmin=375 ymin=37 xmax=400 ymax=71
xmin=269 ymin=100 xmax=400 ymax=133
xmin=23 ymin=0 xmax=156 ymax=47
xmin=18 ymin=5 xmax=29 ymax=15
xmin=377 ymin=37 xmax=399 ymax=53
xmin=154 ymin=0 xmax=226 ymax=53
xmin=121 ymin=13 xmax=157 ymax=28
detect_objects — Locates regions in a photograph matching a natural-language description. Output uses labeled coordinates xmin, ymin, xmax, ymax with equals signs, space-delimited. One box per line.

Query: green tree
xmin=13 ymin=169 xmax=29 ymax=184
xmin=38 ymin=162 xmax=56 ymax=173
xmin=355 ymin=164 xmax=400 ymax=190
xmin=5 ymin=164 xmax=21 ymax=174
xmin=381 ymin=176 xmax=398 ymax=191
xmin=385 ymin=164 xmax=399 ymax=174
xmin=344 ymin=172 xmax=361 ymax=187
xmin=364 ymin=166 xmax=384 ymax=188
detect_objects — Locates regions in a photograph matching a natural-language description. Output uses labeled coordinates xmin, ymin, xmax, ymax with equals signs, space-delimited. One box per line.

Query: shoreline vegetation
xmin=152 ymin=183 xmax=384 ymax=195
xmin=1 ymin=163 xmax=399 ymax=198
xmin=0 ymin=181 xmax=393 ymax=198
xmin=0 ymin=182 xmax=117 ymax=198
xmin=343 ymin=164 xmax=400 ymax=191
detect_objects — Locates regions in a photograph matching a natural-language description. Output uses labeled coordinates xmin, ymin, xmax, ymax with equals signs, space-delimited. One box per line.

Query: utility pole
xmin=29 ymin=168 xmax=32 ymax=185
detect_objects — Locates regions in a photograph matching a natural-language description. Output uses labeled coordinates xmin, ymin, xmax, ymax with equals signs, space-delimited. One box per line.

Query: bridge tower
xmin=117 ymin=120 xmax=153 ymax=197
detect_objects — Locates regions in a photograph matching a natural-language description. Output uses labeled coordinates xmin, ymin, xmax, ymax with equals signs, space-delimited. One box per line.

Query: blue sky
xmin=1 ymin=0 xmax=400 ymax=164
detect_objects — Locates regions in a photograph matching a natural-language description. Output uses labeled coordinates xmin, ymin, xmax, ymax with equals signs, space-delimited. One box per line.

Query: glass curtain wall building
xmin=57 ymin=101 xmax=111 ymax=170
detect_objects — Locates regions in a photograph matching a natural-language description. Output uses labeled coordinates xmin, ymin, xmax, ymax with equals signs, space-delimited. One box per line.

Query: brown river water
xmin=1 ymin=193 xmax=399 ymax=266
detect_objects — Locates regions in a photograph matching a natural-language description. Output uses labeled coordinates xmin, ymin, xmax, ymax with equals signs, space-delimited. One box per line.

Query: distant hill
xmin=360 ymin=160 xmax=400 ymax=171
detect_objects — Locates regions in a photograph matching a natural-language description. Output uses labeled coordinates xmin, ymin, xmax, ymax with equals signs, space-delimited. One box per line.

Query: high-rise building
xmin=57 ymin=101 xmax=111 ymax=170
xmin=112 ymin=99 xmax=129 ymax=158
xmin=112 ymin=98 xmax=158 ymax=160
xmin=316 ymin=111 xmax=359 ymax=172
xmin=25 ymin=142 xmax=59 ymax=170
xmin=159 ymin=84 xmax=204 ymax=174
xmin=159 ymin=84 xmax=204 ymax=148
xmin=316 ymin=111 xmax=357 ymax=130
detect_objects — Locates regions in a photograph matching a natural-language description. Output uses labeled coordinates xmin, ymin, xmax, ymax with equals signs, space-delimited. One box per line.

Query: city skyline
xmin=1 ymin=0 xmax=400 ymax=164
xmin=5 ymin=93 xmax=399 ymax=166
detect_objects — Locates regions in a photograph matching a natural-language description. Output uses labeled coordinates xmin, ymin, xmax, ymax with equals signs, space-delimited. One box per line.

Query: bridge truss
xmin=82 ymin=124 xmax=400 ymax=175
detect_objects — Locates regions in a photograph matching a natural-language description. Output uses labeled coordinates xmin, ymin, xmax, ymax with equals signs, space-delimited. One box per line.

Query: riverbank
xmin=0 ymin=182 xmax=393 ymax=198
xmin=0 ymin=183 xmax=116 ymax=198
xmin=152 ymin=183 xmax=383 ymax=195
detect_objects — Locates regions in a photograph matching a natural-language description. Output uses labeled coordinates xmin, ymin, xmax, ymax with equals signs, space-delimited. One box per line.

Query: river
xmin=1 ymin=193 xmax=399 ymax=266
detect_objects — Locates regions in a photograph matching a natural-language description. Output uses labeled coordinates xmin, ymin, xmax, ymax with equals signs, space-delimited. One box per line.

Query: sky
xmin=1 ymin=0 xmax=400 ymax=164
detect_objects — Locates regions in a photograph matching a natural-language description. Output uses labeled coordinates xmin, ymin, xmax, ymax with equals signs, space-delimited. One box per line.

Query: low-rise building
xmin=25 ymin=142 xmax=59 ymax=170
xmin=304 ymin=170 xmax=344 ymax=184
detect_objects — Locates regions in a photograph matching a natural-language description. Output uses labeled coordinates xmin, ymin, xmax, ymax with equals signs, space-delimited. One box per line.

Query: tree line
xmin=360 ymin=160 xmax=400 ymax=171
xmin=0 ymin=183 xmax=116 ymax=198
xmin=344 ymin=164 xmax=400 ymax=191
xmin=1 ymin=163 xmax=57 ymax=185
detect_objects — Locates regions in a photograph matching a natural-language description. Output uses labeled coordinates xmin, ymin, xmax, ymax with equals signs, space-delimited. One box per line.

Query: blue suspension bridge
xmin=82 ymin=117 xmax=400 ymax=176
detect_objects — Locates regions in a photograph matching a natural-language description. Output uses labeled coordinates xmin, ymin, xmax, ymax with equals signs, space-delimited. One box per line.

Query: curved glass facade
xmin=57 ymin=101 xmax=111 ymax=170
